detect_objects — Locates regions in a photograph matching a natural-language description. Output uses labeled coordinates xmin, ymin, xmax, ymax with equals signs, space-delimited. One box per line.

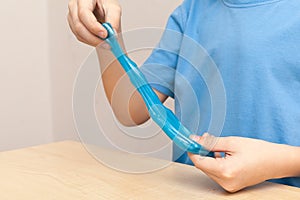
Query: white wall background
xmin=0 ymin=0 xmax=182 ymax=151
xmin=0 ymin=1 xmax=52 ymax=150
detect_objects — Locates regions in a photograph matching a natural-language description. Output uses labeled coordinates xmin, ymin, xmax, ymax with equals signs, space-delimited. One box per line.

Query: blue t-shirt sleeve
xmin=140 ymin=3 xmax=187 ymax=98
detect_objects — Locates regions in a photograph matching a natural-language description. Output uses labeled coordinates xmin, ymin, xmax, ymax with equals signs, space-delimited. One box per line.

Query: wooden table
xmin=0 ymin=141 xmax=299 ymax=199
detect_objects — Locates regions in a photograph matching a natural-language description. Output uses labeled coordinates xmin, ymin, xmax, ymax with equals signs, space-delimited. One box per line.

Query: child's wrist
xmin=269 ymin=144 xmax=300 ymax=179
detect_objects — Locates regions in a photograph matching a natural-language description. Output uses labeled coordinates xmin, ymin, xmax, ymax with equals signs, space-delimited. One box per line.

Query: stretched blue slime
xmin=102 ymin=23 xmax=213 ymax=156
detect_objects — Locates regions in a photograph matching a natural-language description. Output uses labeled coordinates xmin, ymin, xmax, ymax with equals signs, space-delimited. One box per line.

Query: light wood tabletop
xmin=0 ymin=141 xmax=299 ymax=200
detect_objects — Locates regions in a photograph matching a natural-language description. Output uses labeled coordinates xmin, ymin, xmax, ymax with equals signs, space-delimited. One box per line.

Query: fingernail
xmin=99 ymin=31 xmax=106 ymax=39
xmin=190 ymin=135 xmax=200 ymax=141
xmin=203 ymin=132 xmax=210 ymax=137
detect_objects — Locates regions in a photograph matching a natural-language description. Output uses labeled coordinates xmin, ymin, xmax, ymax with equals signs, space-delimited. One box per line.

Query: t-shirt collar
xmin=222 ymin=0 xmax=282 ymax=8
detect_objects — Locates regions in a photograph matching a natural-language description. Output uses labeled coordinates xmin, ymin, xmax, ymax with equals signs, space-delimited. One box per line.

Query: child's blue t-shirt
xmin=140 ymin=0 xmax=300 ymax=187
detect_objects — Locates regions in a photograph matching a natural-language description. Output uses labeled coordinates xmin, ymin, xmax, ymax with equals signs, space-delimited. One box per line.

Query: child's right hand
xmin=67 ymin=0 xmax=122 ymax=47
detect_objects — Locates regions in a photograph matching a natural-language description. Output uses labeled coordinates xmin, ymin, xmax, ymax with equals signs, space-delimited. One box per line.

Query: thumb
xmin=103 ymin=4 xmax=122 ymax=33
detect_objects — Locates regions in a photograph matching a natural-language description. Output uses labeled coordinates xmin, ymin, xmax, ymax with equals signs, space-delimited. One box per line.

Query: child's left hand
xmin=188 ymin=133 xmax=300 ymax=193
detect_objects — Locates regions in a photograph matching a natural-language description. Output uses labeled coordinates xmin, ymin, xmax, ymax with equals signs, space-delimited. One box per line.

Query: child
xmin=68 ymin=0 xmax=300 ymax=192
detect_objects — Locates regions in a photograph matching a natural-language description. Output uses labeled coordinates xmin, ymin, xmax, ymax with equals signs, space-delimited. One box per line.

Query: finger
xmin=198 ymin=133 xmax=233 ymax=152
xmin=68 ymin=14 xmax=92 ymax=44
xmin=68 ymin=14 xmax=80 ymax=39
xmin=67 ymin=13 xmax=75 ymax=33
xmin=94 ymin=0 xmax=105 ymax=22
xmin=68 ymin=0 xmax=75 ymax=15
xmin=103 ymin=4 xmax=122 ymax=33
xmin=188 ymin=152 xmax=222 ymax=175
xmin=77 ymin=0 xmax=107 ymax=37
xmin=68 ymin=0 xmax=78 ymax=25
xmin=69 ymin=15 xmax=103 ymax=46
xmin=188 ymin=150 xmax=225 ymax=180
xmin=76 ymin=23 xmax=104 ymax=46
xmin=69 ymin=2 xmax=103 ymax=46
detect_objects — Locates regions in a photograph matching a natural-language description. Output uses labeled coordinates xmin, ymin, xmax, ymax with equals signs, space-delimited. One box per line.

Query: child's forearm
xmin=97 ymin=38 xmax=167 ymax=126
xmin=97 ymin=39 xmax=126 ymax=104
xmin=97 ymin=41 xmax=148 ymax=126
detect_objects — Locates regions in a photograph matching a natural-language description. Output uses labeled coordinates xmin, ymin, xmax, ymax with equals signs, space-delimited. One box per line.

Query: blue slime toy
xmin=102 ymin=23 xmax=213 ymax=156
